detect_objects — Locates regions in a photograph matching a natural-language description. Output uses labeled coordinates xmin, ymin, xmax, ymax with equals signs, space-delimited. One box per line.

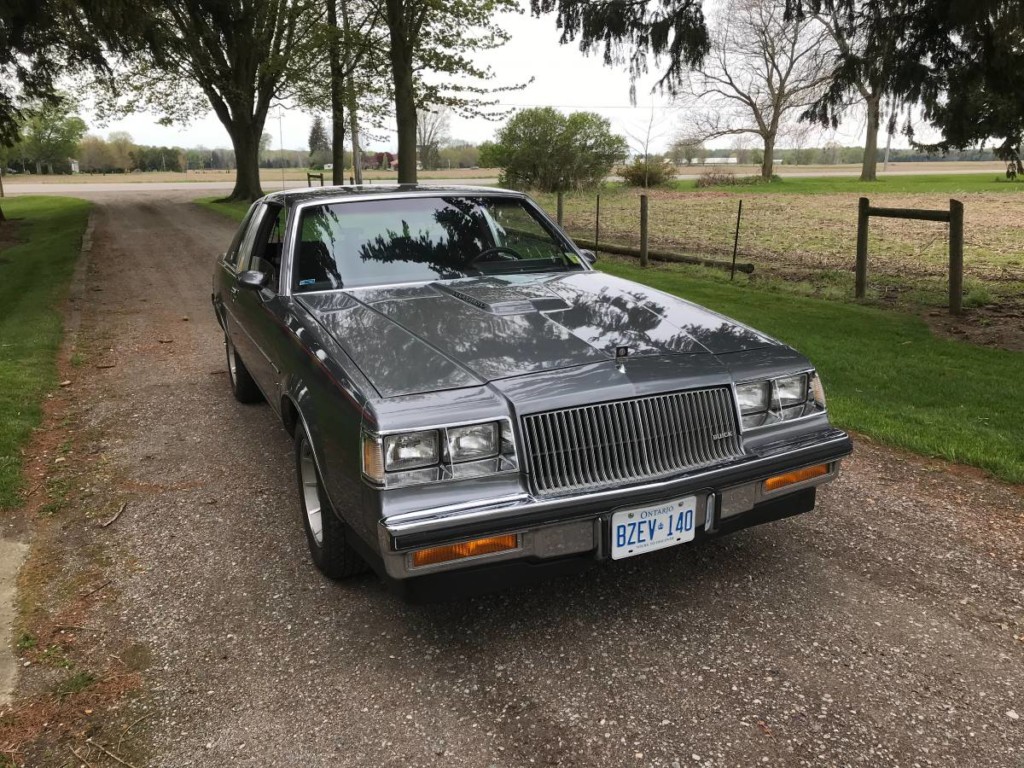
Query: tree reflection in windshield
xmin=295 ymin=196 xmax=582 ymax=290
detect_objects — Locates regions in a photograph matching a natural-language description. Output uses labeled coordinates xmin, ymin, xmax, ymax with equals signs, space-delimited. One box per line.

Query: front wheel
xmin=225 ymin=334 xmax=262 ymax=404
xmin=295 ymin=427 xmax=368 ymax=579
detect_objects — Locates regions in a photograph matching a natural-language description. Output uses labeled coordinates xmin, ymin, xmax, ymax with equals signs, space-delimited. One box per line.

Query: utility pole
xmin=276 ymin=106 xmax=286 ymax=191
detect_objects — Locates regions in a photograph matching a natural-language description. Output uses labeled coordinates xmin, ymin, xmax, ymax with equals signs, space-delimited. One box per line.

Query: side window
xmin=249 ymin=205 xmax=287 ymax=293
xmin=224 ymin=203 xmax=259 ymax=269
xmin=234 ymin=205 xmax=268 ymax=272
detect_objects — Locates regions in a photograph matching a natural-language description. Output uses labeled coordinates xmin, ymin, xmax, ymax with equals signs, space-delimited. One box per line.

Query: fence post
xmin=855 ymin=196 xmax=870 ymax=298
xmin=557 ymin=192 xmax=564 ymax=226
xmin=639 ymin=194 xmax=649 ymax=267
xmin=595 ymin=194 xmax=601 ymax=251
xmin=731 ymin=199 xmax=743 ymax=281
xmin=949 ymin=199 xmax=964 ymax=316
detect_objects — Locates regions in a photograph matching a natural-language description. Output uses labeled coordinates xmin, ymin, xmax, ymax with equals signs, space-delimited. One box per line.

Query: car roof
xmin=262 ymin=184 xmax=528 ymax=207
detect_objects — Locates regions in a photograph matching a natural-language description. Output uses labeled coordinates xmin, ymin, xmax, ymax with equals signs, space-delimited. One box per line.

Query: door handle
xmin=230 ymin=286 xmax=239 ymax=298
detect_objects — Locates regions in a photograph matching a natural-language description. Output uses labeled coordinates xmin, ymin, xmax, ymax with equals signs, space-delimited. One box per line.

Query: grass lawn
xmin=0 ymin=196 xmax=91 ymax=508
xmin=196 ymin=197 xmax=250 ymax=222
xmin=600 ymin=257 xmax=1024 ymax=484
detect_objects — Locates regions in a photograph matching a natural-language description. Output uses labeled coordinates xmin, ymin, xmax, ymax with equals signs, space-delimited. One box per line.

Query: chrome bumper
xmin=377 ymin=427 xmax=852 ymax=579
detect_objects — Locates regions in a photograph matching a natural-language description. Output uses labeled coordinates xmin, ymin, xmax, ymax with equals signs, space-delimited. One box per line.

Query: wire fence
xmin=530 ymin=187 xmax=1024 ymax=307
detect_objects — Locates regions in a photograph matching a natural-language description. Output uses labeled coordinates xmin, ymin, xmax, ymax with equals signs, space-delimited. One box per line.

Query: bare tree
xmin=807 ymin=2 xmax=902 ymax=181
xmin=676 ymin=0 xmax=834 ymax=180
xmin=416 ymin=106 xmax=451 ymax=170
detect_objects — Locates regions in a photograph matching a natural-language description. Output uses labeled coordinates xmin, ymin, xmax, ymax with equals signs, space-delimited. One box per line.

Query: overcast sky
xmin=85 ymin=7 xmax=881 ymax=154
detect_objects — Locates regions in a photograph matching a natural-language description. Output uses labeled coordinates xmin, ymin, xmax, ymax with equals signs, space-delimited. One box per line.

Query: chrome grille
xmin=522 ymin=387 xmax=743 ymax=495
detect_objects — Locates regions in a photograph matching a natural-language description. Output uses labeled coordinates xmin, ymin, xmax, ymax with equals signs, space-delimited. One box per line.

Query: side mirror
xmin=238 ymin=270 xmax=269 ymax=290
xmin=579 ymin=249 xmax=598 ymax=265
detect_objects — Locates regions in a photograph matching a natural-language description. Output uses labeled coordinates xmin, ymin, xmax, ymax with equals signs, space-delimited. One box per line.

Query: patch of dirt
xmin=925 ymin=302 xmax=1024 ymax=351
xmin=0 ymin=219 xmax=24 ymax=256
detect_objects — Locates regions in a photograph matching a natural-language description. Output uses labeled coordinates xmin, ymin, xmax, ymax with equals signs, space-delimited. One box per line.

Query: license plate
xmin=610 ymin=495 xmax=697 ymax=561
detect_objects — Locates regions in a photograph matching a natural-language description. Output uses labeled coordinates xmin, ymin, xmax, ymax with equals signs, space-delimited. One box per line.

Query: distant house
xmin=362 ymin=151 xmax=398 ymax=171
xmin=703 ymin=157 xmax=739 ymax=165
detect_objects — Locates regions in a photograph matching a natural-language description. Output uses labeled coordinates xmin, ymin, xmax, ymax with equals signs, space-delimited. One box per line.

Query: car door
xmin=230 ymin=203 xmax=288 ymax=406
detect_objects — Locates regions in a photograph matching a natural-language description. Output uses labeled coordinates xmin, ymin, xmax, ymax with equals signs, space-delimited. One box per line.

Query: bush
xmin=488 ymin=107 xmax=628 ymax=193
xmin=621 ymin=158 xmax=673 ymax=187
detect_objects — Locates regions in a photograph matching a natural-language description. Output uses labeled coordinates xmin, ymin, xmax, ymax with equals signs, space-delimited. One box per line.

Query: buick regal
xmin=211 ymin=186 xmax=852 ymax=600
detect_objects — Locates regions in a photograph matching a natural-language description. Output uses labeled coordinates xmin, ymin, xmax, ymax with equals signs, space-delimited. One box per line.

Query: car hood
xmin=298 ymin=272 xmax=776 ymax=398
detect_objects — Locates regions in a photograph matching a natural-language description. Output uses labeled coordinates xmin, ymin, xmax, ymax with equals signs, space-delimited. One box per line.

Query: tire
xmin=225 ymin=334 xmax=262 ymax=404
xmin=295 ymin=426 xmax=369 ymax=579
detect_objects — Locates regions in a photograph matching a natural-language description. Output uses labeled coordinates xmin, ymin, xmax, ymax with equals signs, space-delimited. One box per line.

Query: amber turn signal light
xmin=763 ymin=463 xmax=829 ymax=493
xmin=411 ymin=534 xmax=519 ymax=568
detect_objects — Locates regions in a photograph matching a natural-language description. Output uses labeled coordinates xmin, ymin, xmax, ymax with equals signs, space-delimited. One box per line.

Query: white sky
xmin=85 ymin=7 xmax=896 ymax=154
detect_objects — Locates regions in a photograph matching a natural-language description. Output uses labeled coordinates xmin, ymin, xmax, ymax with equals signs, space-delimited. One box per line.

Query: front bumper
xmin=376 ymin=427 xmax=852 ymax=580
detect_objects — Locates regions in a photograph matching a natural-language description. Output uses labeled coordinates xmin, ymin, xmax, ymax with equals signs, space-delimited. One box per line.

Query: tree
xmin=486 ymin=107 xmax=628 ymax=192
xmin=94 ymin=1 xmax=315 ymax=201
xmin=416 ymin=107 xmax=450 ymax=170
xmin=530 ymin=0 xmax=710 ymax=98
xmin=383 ymin=0 xmax=520 ymax=184
xmin=0 ymin=0 xmax=118 ymax=217
xmin=438 ymin=141 xmax=481 ymax=169
xmin=107 ymin=130 xmax=135 ymax=172
xmin=667 ymin=133 xmax=705 ymax=166
xmin=308 ymin=115 xmax=331 ymax=168
xmin=21 ymin=96 xmax=87 ymax=174
xmin=792 ymin=0 xmax=1024 ymax=171
xmin=677 ymin=0 xmax=833 ymax=180
xmin=802 ymin=2 xmax=903 ymax=180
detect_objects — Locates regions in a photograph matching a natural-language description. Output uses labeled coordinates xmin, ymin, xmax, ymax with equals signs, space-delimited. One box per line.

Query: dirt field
xmin=3 ymin=189 xmax=1022 ymax=767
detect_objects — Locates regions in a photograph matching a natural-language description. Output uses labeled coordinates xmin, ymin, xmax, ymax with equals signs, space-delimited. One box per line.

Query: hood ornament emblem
xmin=615 ymin=346 xmax=630 ymax=373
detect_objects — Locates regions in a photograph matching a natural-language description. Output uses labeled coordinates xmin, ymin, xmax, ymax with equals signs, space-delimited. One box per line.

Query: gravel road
xmin=61 ymin=191 xmax=1023 ymax=767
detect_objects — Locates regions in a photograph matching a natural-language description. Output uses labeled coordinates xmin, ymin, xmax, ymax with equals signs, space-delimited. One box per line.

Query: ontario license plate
xmin=610 ymin=495 xmax=697 ymax=561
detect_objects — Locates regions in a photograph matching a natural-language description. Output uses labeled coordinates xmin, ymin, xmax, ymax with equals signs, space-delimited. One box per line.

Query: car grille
xmin=522 ymin=387 xmax=743 ymax=495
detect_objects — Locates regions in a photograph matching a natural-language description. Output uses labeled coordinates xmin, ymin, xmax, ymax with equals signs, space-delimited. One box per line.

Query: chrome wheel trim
xmin=299 ymin=438 xmax=323 ymax=546
xmin=226 ymin=338 xmax=238 ymax=387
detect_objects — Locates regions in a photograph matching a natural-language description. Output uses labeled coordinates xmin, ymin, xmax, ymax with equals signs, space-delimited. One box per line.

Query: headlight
xmin=736 ymin=381 xmax=770 ymax=414
xmin=448 ymin=422 xmax=499 ymax=462
xmin=738 ymin=371 xmax=825 ymax=430
xmin=384 ymin=430 xmax=439 ymax=471
xmin=362 ymin=420 xmax=518 ymax=487
xmin=775 ymin=374 xmax=808 ymax=406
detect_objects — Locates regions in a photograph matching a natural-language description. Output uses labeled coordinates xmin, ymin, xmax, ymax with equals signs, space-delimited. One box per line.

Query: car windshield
xmin=292 ymin=195 xmax=585 ymax=291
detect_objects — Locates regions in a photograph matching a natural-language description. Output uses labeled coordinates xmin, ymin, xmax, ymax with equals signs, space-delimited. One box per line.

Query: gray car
xmin=212 ymin=186 xmax=852 ymax=600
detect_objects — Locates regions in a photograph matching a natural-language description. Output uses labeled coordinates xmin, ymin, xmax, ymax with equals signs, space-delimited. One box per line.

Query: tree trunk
xmin=349 ymin=97 xmax=363 ymax=184
xmin=340 ymin=0 xmax=362 ymax=185
xmin=761 ymin=134 xmax=775 ymax=180
xmin=327 ymin=0 xmax=346 ymax=186
xmin=227 ymin=123 xmax=265 ymax=202
xmin=385 ymin=0 xmax=418 ymax=184
xmin=861 ymin=95 xmax=881 ymax=182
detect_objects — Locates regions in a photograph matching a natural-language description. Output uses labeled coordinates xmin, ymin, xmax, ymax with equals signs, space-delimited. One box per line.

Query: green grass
xmin=600 ymin=258 xmax=1024 ymax=484
xmin=195 ymin=197 xmax=251 ymax=222
xmin=53 ymin=670 xmax=95 ymax=697
xmin=0 ymin=196 xmax=91 ymax=509
xmin=670 ymin=173 xmax=1024 ymax=195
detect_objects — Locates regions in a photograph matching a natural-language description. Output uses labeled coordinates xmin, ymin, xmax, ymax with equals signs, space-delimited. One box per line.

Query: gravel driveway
xmin=53 ymin=191 xmax=1024 ymax=767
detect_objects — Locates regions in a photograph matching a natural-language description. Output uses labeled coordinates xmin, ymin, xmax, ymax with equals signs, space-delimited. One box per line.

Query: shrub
xmin=621 ymin=158 xmax=673 ymax=187
xmin=488 ymin=107 xmax=629 ymax=193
